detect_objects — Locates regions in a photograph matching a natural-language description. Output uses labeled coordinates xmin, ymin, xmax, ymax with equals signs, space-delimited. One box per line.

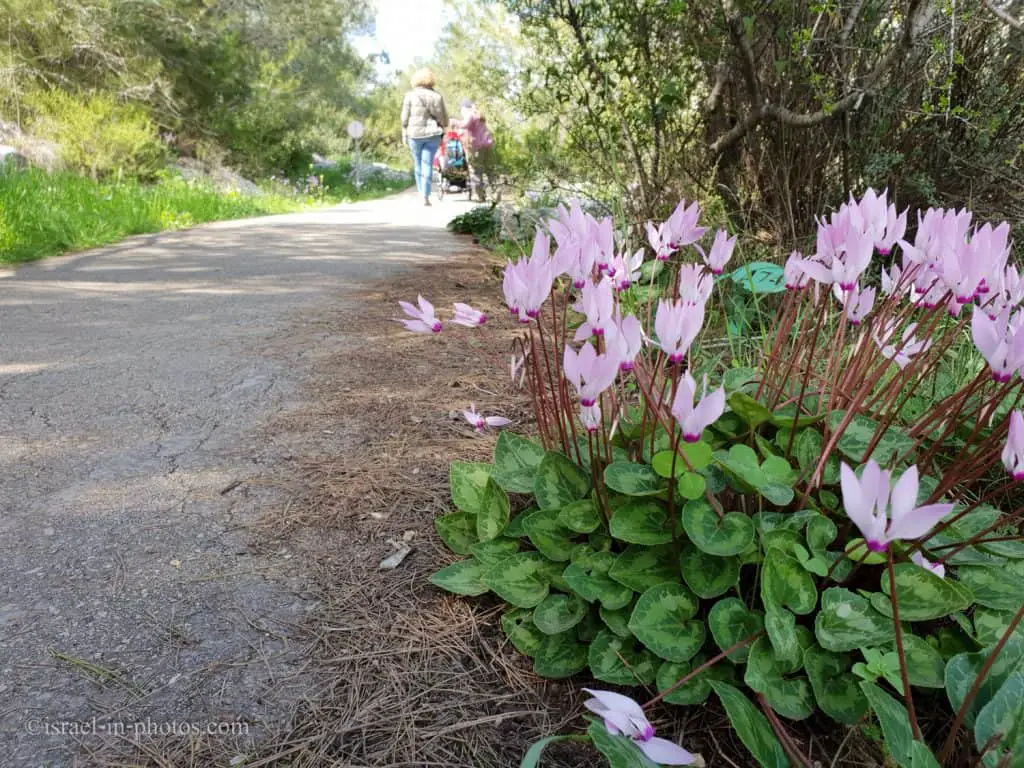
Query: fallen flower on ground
xmin=450 ymin=302 xmax=487 ymax=327
xmin=397 ymin=295 xmax=443 ymax=333
xmin=462 ymin=404 xmax=512 ymax=432
xmin=582 ymin=689 xmax=698 ymax=766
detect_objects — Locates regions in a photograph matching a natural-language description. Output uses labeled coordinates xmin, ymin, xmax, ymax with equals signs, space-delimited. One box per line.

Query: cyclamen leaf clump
xmin=421 ymin=191 xmax=1024 ymax=768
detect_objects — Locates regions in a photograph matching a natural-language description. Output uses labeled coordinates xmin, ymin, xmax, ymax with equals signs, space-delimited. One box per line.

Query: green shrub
xmin=24 ymin=89 xmax=167 ymax=180
xmin=427 ymin=191 xmax=1024 ymax=767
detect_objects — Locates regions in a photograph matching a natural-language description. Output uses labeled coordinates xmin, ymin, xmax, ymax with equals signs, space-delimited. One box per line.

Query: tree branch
xmin=985 ymin=0 xmax=1024 ymax=29
xmin=709 ymin=0 xmax=938 ymax=155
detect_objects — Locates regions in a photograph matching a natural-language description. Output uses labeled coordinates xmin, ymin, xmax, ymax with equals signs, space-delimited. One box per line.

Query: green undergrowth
xmin=0 ymin=164 xmax=411 ymax=265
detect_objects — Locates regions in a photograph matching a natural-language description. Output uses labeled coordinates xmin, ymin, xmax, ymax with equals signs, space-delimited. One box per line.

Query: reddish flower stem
xmin=888 ymin=549 xmax=922 ymax=741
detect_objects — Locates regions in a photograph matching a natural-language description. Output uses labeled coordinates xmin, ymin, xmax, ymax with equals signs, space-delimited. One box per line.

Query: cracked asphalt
xmin=0 ymin=190 xmax=470 ymax=765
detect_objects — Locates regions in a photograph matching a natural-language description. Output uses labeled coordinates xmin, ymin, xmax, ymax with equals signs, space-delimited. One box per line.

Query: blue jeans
xmin=409 ymin=136 xmax=441 ymax=197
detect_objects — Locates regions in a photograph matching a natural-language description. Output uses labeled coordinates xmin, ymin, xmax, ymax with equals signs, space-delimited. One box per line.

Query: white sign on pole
xmin=347 ymin=121 xmax=365 ymax=190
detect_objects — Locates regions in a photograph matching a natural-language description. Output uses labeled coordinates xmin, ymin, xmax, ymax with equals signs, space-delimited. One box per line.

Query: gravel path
xmin=0 ymin=191 xmax=472 ymax=765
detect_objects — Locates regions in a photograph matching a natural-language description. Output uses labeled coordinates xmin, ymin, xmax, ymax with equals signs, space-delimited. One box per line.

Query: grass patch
xmin=0 ymin=164 xmax=411 ymax=265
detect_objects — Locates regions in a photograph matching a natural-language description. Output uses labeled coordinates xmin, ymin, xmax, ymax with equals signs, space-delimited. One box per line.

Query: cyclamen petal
xmin=636 ymin=736 xmax=698 ymax=766
xmin=1003 ymin=411 xmax=1024 ymax=480
xmin=397 ymin=295 xmax=443 ymax=333
xmin=839 ymin=460 xmax=951 ymax=550
xmin=451 ymin=302 xmax=487 ymax=327
xmin=911 ymin=551 xmax=946 ymax=579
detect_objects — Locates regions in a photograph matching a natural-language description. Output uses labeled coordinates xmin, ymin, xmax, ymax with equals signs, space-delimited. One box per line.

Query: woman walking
xmin=451 ymin=99 xmax=495 ymax=202
xmin=400 ymin=69 xmax=449 ymax=206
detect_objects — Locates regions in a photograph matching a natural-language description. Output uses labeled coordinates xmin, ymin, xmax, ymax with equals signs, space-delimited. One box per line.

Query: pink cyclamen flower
xmin=698 ymin=229 xmax=737 ymax=275
xmin=573 ymin=275 xmax=616 ymax=339
xmin=1002 ymin=411 xmax=1024 ymax=481
xmin=833 ymin=283 xmax=876 ymax=325
xmin=873 ymin=320 xmax=931 ymax=370
xmin=451 ymin=302 xmax=487 ymax=327
xmin=677 ymin=264 xmax=714 ymax=305
xmin=610 ymin=249 xmax=644 ymax=291
xmin=583 ymin=689 xmax=697 ymax=766
xmin=839 ymin=461 xmax=953 ymax=552
xmin=784 ymin=252 xmax=810 ymax=290
xmin=666 ymin=199 xmax=706 ymax=250
xmin=462 ymin=404 xmax=512 ymax=433
xmin=608 ymin=314 xmax=644 ymax=372
xmin=646 ymin=221 xmax=676 ymax=261
xmin=655 ymin=299 xmax=706 ymax=364
xmin=670 ymin=371 xmax=725 ymax=443
xmin=911 ymin=551 xmax=946 ymax=579
xmin=581 ymin=404 xmax=602 ymax=433
xmin=971 ymin=306 xmax=1024 ymax=383
xmin=397 ymin=295 xmax=443 ymax=333
xmin=563 ymin=342 xmax=620 ymax=407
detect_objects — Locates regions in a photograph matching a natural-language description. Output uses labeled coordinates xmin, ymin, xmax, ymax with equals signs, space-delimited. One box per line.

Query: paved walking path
xmin=0 ymin=190 xmax=472 ymax=765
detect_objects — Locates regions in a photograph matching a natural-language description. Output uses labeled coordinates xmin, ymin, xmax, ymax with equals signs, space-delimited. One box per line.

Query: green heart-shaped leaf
xmin=435 ymin=511 xmax=478 ymax=555
xmin=764 ymin=602 xmax=800 ymax=667
xmin=946 ymin=636 xmax=1024 ymax=729
xmin=728 ymin=391 xmax=775 ymax=428
xmin=683 ymin=500 xmax=755 ymax=556
xmin=723 ymin=366 xmax=757 ymax=392
xmin=533 ymin=593 xmax=588 ymax=635
xmin=744 ymin=638 xmax=814 ymax=721
xmin=873 ymin=562 xmax=973 ymax=621
xmin=599 ymin=604 xmax=633 ymax=638
xmin=523 ymin=508 xmax=578 ymax=562
xmin=503 ymin=510 xmax=532 ymax=538
xmin=956 ymin=565 xmax=1024 ymax=611
xmin=470 ymin=536 xmax=519 ymax=565
xmin=481 ymin=552 xmax=550 ymax=608
xmin=714 ymin=444 xmax=767 ymax=488
xmin=588 ymin=629 xmax=658 ymax=685
xmin=679 ymin=543 xmax=740 ymax=598
xmin=652 ymin=442 xmax=713 ymax=478
xmin=534 ymin=451 xmax=590 ymax=510
xmin=803 ymin=644 xmax=869 ymax=725
xmin=974 ymin=672 xmax=1024 ymax=763
xmin=501 ymin=608 xmax=545 ymax=656
xmin=898 ymin=634 xmax=945 ymax=689
xmin=558 ymin=498 xmax=601 ymax=533
xmin=449 ymin=461 xmax=494 ymax=513
xmin=676 ymin=471 xmax=707 ymax=500
xmin=762 ymin=548 xmax=817 ymax=615
xmin=610 ymin=499 xmax=674 ymax=545
xmin=562 ymin=552 xmax=634 ymax=610
xmin=493 ymin=431 xmax=545 ymax=493
xmin=974 ymin=607 xmax=1024 ymax=646
xmin=815 ymin=587 xmax=894 ymax=652
xmin=532 ymin=630 xmax=588 ymax=678
xmin=828 ymin=411 xmax=913 ymax=464
xmin=477 ymin=477 xmax=511 ymax=542
xmin=604 ymin=461 xmax=665 ymax=496
xmin=656 ymin=655 xmax=737 ymax=706
xmin=628 ymin=583 xmax=705 ymax=662
xmin=608 ymin=544 xmax=678 ymax=592
xmin=708 ymin=597 xmax=763 ymax=663
xmin=430 ymin=558 xmax=489 ymax=596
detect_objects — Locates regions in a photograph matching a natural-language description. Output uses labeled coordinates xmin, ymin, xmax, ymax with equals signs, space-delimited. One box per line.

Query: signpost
xmin=347 ymin=120 xmax=365 ymax=190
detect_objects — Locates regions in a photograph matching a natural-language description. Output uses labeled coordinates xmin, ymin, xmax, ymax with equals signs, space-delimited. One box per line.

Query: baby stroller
xmin=432 ymin=131 xmax=471 ymax=201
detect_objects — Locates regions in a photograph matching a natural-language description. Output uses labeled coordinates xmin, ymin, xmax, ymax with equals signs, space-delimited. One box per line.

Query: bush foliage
xmin=426 ymin=191 xmax=1024 ymax=767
